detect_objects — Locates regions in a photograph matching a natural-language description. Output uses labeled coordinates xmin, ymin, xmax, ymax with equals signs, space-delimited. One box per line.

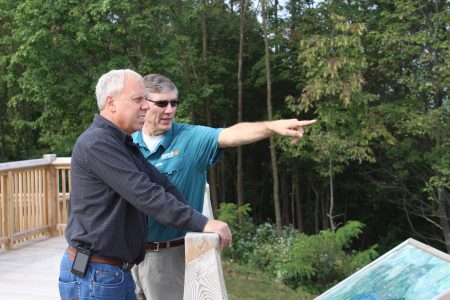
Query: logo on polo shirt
xmin=161 ymin=150 xmax=180 ymax=160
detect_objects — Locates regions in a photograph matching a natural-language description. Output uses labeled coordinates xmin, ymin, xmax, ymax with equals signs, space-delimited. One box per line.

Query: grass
xmin=222 ymin=259 xmax=316 ymax=300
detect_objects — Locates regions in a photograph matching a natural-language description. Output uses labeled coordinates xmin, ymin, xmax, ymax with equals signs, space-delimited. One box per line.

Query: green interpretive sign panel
xmin=316 ymin=238 xmax=450 ymax=300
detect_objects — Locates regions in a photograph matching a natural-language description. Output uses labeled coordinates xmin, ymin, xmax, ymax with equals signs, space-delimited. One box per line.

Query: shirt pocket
xmin=154 ymin=155 xmax=185 ymax=177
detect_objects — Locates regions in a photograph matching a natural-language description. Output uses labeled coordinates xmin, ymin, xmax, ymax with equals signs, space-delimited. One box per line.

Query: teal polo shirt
xmin=132 ymin=123 xmax=224 ymax=242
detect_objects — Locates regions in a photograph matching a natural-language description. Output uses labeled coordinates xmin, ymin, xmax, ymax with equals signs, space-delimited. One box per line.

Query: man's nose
xmin=164 ymin=103 xmax=176 ymax=113
xmin=141 ymin=99 xmax=150 ymax=110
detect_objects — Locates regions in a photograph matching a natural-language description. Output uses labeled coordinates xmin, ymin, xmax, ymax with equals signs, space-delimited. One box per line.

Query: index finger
xmin=298 ymin=119 xmax=317 ymax=127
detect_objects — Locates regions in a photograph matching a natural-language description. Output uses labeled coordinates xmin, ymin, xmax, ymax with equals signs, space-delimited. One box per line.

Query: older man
xmin=131 ymin=73 xmax=316 ymax=299
xmin=58 ymin=69 xmax=231 ymax=300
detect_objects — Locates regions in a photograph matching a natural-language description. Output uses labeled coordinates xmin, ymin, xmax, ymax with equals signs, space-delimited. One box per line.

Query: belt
xmin=146 ymin=238 xmax=185 ymax=251
xmin=67 ymin=246 xmax=134 ymax=270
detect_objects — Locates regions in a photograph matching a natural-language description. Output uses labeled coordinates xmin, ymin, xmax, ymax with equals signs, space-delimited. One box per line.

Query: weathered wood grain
xmin=184 ymin=233 xmax=227 ymax=300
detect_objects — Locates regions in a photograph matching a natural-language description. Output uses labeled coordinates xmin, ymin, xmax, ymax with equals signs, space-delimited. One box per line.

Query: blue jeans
xmin=59 ymin=251 xmax=136 ymax=300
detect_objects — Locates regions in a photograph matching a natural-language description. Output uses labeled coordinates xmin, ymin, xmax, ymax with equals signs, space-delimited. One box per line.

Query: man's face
xmin=113 ymin=76 xmax=149 ymax=134
xmin=143 ymin=90 xmax=178 ymax=136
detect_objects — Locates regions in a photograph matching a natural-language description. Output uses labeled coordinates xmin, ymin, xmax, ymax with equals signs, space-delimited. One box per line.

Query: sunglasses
xmin=147 ymin=99 xmax=179 ymax=108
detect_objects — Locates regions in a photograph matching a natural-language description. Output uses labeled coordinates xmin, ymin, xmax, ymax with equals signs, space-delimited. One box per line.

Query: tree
xmin=4 ymin=0 xmax=165 ymax=157
xmin=261 ymin=0 xmax=282 ymax=236
xmin=362 ymin=0 xmax=450 ymax=252
xmin=0 ymin=0 xmax=16 ymax=161
xmin=236 ymin=0 xmax=248 ymax=223
xmin=286 ymin=12 xmax=379 ymax=231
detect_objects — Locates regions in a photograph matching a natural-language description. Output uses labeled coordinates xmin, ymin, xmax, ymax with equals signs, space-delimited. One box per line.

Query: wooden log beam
xmin=12 ymin=225 xmax=50 ymax=242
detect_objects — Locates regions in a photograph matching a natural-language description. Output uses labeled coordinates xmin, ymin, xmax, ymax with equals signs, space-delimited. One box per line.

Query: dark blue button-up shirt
xmin=65 ymin=114 xmax=208 ymax=264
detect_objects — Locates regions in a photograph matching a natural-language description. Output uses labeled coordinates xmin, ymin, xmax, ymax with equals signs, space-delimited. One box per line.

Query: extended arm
xmin=218 ymin=119 xmax=316 ymax=148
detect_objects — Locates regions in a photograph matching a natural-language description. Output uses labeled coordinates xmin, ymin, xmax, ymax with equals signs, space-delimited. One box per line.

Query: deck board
xmin=0 ymin=235 xmax=67 ymax=300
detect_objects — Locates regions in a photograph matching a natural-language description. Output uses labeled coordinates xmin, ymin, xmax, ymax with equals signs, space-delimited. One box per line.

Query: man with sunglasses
xmin=130 ymin=74 xmax=316 ymax=300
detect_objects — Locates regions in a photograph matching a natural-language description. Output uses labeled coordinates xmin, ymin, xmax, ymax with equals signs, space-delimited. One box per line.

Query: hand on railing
xmin=202 ymin=219 xmax=232 ymax=249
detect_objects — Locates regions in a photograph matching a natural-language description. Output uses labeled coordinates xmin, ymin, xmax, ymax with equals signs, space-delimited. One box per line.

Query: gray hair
xmin=143 ymin=74 xmax=178 ymax=98
xmin=95 ymin=69 xmax=142 ymax=111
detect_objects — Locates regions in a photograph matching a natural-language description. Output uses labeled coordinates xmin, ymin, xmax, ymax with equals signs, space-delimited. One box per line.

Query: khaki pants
xmin=131 ymin=245 xmax=185 ymax=300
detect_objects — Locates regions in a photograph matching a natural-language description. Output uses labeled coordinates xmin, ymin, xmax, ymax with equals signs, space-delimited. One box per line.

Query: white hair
xmin=95 ymin=69 xmax=142 ymax=111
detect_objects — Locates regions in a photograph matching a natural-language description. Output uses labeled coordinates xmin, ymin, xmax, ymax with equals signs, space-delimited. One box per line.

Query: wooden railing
xmin=0 ymin=155 xmax=227 ymax=299
xmin=0 ymin=154 xmax=70 ymax=249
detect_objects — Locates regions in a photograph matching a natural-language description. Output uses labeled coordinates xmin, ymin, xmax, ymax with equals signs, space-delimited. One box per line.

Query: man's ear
xmin=106 ymin=95 xmax=116 ymax=112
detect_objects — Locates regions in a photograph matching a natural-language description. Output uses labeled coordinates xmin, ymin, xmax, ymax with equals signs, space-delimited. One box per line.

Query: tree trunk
xmin=236 ymin=0 xmax=246 ymax=223
xmin=310 ymin=182 xmax=319 ymax=234
xmin=176 ymin=1 xmax=194 ymax=122
xmin=184 ymin=53 xmax=195 ymax=122
xmin=294 ymin=171 xmax=303 ymax=232
xmin=281 ymin=168 xmax=290 ymax=226
xmin=322 ymin=191 xmax=327 ymax=229
xmin=0 ymin=74 xmax=7 ymax=159
xmin=200 ymin=0 xmax=219 ymax=215
xmin=0 ymin=117 xmax=5 ymax=160
xmin=437 ymin=184 xmax=450 ymax=253
xmin=261 ymin=0 xmax=281 ymax=236
xmin=328 ymin=158 xmax=336 ymax=231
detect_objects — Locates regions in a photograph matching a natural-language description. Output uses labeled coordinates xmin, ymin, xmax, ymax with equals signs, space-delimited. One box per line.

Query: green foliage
xmin=0 ymin=0 xmax=259 ymax=158
xmin=218 ymin=202 xmax=252 ymax=228
xmin=217 ymin=202 xmax=255 ymax=261
xmin=289 ymin=222 xmax=375 ymax=292
xmin=296 ymin=13 xmax=369 ymax=110
xmin=223 ymin=212 xmax=379 ymax=294
xmin=284 ymin=11 xmax=381 ymax=179
xmin=247 ymin=223 xmax=298 ymax=274
xmin=360 ymin=0 xmax=450 ymax=249
xmin=219 ymin=202 xmax=379 ymax=294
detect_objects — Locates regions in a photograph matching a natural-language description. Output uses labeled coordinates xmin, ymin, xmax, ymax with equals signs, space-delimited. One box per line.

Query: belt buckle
xmin=122 ymin=262 xmax=130 ymax=269
xmin=153 ymin=242 xmax=159 ymax=252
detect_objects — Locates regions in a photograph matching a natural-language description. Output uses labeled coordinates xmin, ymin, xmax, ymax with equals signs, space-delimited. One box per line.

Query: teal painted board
xmin=316 ymin=238 xmax=450 ymax=300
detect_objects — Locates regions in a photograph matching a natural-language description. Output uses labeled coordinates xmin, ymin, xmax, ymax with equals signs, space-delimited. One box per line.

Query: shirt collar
xmin=133 ymin=130 xmax=147 ymax=149
xmin=93 ymin=114 xmax=129 ymax=143
xmin=135 ymin=125 xmax=175 ymax=151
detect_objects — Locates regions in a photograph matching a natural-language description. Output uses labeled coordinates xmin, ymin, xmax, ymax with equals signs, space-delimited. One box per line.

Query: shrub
xmin=218 ymin=202 xmax=255 ymax=262
xmin=279 ymin=221 xmax=379 ymax=293
xmin=218 ymin=203 xmax=379 ymax=294
xmin=247 ymin=223 xmax=297 ymax=275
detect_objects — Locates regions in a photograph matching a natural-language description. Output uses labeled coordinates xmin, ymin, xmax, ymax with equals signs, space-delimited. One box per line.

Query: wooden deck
xmin=0 ymin=235 xmax=67 ymax=300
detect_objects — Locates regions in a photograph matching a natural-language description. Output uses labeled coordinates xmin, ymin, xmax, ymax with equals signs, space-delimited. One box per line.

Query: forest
xmin=0 ymin=0 xmax=449 ymax=291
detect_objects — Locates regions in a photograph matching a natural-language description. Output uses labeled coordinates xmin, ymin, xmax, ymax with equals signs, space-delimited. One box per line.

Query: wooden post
xmin=43 ymin=154 xmax=57 ymax=236
xmin=0 ymin=175 xmax=5 ymax=243
xmin=6 ymin=171 xmax=14 ymax=250
xmin=1 ymin=173 xmax=10 ymax=249
xmin=60 ymin=167 xmax=68 ymax=225
xmin=184 ymin=183 xmax=228 ymax=300
xmin=184 ymin=233 xmax=227 ymax=300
